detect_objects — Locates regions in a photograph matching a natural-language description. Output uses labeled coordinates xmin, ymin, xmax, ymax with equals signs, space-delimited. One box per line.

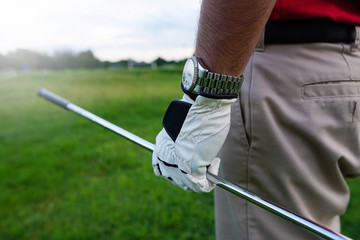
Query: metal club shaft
xmin=37 ymin=88 xmax=352 ymax=240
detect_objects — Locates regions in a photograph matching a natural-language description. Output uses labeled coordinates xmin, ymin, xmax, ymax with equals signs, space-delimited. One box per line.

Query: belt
xmin=264 ymin=18 xmax=357 ymax=44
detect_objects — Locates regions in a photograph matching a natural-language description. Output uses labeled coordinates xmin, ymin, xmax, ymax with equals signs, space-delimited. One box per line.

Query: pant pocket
xmin=231 ymin=97 xmax=251 ymax=148
xmin=302 ymin=80 xmax=360 ymax=99
xmin=302 ymin=80 xmax=360 ymax=123
xmin=301 ymin=79 xmax=360 ymax=176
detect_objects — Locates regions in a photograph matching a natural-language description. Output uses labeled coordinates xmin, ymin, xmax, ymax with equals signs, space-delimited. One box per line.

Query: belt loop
xmin=350 ymin=26 xmax=360 ymax=52
xmin=255 ymin=29 xmax=265 ymax=52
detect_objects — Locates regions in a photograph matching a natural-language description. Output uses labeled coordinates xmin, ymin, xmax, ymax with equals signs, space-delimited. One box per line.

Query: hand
xmin=152 ymin=94 xmax=236 ymax=192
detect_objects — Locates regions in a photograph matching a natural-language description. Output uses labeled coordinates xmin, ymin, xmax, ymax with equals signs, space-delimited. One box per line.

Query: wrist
xmin=181 ymin=56 xmax=243 ymax=100
xmin=195 ymin=52 xmax=244 ymax=78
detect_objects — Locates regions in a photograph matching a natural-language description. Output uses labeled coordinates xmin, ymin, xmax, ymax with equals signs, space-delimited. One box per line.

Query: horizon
xmin=0 ymin=48 xmax=187 ymax=64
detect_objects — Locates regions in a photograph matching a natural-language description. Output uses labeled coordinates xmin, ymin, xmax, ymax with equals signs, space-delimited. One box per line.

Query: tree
xmin=153 ymin=57 xmax=168 ymax=66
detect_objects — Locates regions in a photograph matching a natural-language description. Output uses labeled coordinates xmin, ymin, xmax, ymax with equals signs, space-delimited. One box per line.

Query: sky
xmin=0 ymin=0 xmax=201 ymax=62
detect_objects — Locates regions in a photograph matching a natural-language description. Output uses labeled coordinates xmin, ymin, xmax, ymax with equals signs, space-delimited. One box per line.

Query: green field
xmin=0 ymin=68 xmax=359 ymax=239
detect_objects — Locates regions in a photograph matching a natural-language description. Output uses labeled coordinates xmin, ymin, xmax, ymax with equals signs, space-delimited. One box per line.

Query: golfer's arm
xmin=195 ymin=0 xmax=276 ymax=76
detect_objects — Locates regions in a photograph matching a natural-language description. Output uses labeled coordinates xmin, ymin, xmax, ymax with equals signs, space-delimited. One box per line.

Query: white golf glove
xmin=152 ymin=94 xmax=236 ymax=192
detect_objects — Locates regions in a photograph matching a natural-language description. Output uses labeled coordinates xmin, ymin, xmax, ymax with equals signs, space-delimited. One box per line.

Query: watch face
xmin=182 ymin=58 xmax=196 ymax=91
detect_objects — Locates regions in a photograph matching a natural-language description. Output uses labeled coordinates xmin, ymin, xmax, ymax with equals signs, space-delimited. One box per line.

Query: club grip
xmin=37 ymin=88 xmax=70 ymax=109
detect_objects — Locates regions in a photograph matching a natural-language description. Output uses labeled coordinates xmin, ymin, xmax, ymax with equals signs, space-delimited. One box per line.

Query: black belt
xmin=265 ymin=18 xmax=357 ymax=44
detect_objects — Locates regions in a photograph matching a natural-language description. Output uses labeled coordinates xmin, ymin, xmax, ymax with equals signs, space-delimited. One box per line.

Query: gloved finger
xmin=154 ymin=159 xmax=193 ymax=192
xmin=155 ymin=155 xmax=215 ymax=193
xmin=189 ymin=158 xmax=221 ymax=192
xmin=208 ymin=157 xmax=221 ymax=175
xmin=184 ymin=174 xmax=215 ymax=193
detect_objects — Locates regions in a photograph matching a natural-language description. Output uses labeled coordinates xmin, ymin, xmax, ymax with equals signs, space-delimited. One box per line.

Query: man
xmin=152 ymin=0 xmax=360 ymax=239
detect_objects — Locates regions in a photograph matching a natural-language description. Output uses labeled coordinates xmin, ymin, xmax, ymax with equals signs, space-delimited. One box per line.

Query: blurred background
xmin=0 ymin=0 xmax=200 ymax=63
xmin=0 ymin=1 xmax=359 ymax=239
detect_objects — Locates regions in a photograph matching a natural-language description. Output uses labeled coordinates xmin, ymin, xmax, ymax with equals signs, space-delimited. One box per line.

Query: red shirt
xmin=270 ymin=0 xmax=360 ymax=25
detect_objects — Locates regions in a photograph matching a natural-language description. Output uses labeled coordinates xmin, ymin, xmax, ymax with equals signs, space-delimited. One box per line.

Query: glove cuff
xmin=195 ymin=95 xmax=236 ymax=108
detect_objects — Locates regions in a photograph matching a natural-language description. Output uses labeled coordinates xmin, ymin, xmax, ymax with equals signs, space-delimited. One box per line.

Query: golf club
xmin=37 ymin=88 xmax=352 ymax=240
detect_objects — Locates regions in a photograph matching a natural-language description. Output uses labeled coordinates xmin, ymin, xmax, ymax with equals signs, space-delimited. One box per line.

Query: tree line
xmin=0 ymin=49 xmax=184 ymax=71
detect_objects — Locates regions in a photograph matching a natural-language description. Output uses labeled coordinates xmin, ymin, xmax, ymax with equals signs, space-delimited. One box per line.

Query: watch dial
xmin=182 ymin=59 xmax=195 ymax=91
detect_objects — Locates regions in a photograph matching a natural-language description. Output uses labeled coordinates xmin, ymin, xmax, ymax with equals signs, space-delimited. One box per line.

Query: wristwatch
xmin=181 ymin=56 xmax=244 ymax=99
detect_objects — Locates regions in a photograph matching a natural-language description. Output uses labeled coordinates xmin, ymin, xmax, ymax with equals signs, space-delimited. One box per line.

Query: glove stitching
xmin=197 ymin=122 xmax=230 ymax=146
xmin=196 ymin=96 xmax=235 ymax=109
xmin=186 ymin=114 xmax=207 ymax=175
xmin=190 ymin=123 xmax=230 ymax=176
xmin=193 ymin=103 xmax=228 ymax=112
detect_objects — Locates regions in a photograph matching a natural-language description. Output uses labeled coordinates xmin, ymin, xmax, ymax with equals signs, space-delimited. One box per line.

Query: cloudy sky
xmin=0 ymin=0 xmax=201 ymax=62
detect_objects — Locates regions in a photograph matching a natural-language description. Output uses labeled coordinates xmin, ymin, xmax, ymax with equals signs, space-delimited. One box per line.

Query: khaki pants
xmin=215 ymin=42 xmax=360 ymax=240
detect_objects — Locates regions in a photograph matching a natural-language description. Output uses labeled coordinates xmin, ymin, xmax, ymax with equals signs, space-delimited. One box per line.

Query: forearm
xmin=195 ymin=0 xmax=276 ymax=76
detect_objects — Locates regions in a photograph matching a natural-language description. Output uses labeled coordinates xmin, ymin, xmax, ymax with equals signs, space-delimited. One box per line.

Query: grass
xmin=0 ymin=68 xmax=215 ymax=240
xmin=0 ymin=68 xmax=359 ymax=240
